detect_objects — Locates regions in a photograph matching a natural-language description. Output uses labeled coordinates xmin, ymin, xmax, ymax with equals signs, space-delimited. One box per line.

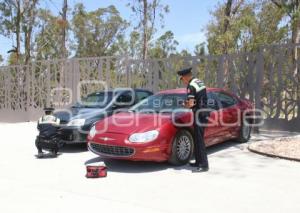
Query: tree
xmin=0 ymin=54 xmax=3 ymax=64
xmin=206 ymin=0 xmax=255 ymax=84
xmin=207 ymin=1 xmax=287 ymax=53
xmin=194 ymin=42 xmax=206 ymax=56
xmin=129 ymin=31 xmax=141 ymax=57
xmin=23 ymin=0 xmax=38 ymax=64
xmin=271 ymin=0 xmax=300 ymax=120
xmin=206 ymin=0 xmax=255 ymax=55
xmin=34 ymin=9 xmax=63 ymax=60
xmin=251 ymin=1 xmax=286 ymax=49
xmin=71 ymin=3 xmax=128 ymax=57
xmin=127 ymin=0 xmax=169 ymax=59
xmin=271 ymin=0 xmax=300 ymax=47
xmin=178 ymin=49 xmax=192 ymax=57
xmin=107 ymin=34 xmax=129 ymax=56
xmin=60 ymin=0 xmax=68 ymax=58
xmin=0 ymin=0 xmax=23 ymax=62
xmin=149 ymin=30 xmax=178 ymax=58
xmin=0 ymin=0 xmax=39 ymax=64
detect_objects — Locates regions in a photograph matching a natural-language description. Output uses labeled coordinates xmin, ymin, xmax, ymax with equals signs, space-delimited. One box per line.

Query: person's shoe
xmin=192 ymin=166 xmax=209 ymax=173
xmin=189 ymin=162 xmax=199 ymax=167
xmin=50 ymin=150 xmax=58 ymax=157
xmin=37 ymin=151 xmax=44 ymax=158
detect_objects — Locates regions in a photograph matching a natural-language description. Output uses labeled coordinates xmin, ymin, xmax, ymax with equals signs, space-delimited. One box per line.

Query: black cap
xmin=44 ymin=107 xmax=55 ymax=112
xmin=177 ymin=67 xmax=192 ymax=76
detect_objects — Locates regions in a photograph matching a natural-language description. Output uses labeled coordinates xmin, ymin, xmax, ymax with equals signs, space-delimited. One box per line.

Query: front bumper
xmin=60 ymin=127 xmax=88 ymax=144
xmin=88 ymin=133 xmax=170 ymax=162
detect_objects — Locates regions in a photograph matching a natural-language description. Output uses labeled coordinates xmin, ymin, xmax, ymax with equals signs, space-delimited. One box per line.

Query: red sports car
xmin=87 ymin=88 xmax=253 ymax=165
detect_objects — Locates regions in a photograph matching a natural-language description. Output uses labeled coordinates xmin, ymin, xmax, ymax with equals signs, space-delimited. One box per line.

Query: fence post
xmin=46 ymin=61 xmax=51 ymax=107
xmin=72 ymin=58 xmax=80 ymax=105
xmin=217 ymin=55 xmax=225 ymax=88
xmin=254 ymin=47 xmax=265 ymax=133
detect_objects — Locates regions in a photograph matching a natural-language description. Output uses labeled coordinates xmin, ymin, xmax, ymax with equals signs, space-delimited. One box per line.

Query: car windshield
xmin=129 ymin=93 xmax=188 ymax=113
xmin=74 ymin=92 xmax=113 ymax=108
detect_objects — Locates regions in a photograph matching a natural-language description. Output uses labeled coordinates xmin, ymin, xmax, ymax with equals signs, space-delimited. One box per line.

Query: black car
xmin=54 ymin=88 xmax=153 ymax=144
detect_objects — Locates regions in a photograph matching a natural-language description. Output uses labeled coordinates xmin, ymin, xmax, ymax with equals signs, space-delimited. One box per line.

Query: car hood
xmin=54 ymin=107 xmax=108 ymax=123
xmin=95 ymin=112 xmax=174 ymax=135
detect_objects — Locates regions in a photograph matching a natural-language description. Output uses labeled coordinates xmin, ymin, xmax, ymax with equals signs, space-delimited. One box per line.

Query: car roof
xmin=157 ymin=87 xmax=223 ymax=95
xmin=90 ymin=88 xmax=152 ymax=95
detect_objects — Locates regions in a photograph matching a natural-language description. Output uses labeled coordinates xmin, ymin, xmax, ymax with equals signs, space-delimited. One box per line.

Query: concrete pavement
xmin=0 ymin=122 xmax=299 ymax=213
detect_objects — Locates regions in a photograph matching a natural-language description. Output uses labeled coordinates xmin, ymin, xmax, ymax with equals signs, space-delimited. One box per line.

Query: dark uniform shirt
xmin=187 ymin=78 xmax=208 ymax=112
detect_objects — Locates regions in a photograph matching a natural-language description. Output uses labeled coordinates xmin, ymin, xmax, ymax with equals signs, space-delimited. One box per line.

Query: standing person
xmin=177 ymin=67 xmax=209 ymax=172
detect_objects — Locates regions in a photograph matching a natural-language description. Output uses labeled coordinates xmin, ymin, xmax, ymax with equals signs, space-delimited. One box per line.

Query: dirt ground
xmin=249 ymin=136 xmax=300 ymax=161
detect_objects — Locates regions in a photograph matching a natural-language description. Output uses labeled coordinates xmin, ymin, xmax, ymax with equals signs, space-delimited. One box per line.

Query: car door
xmin=204 ymin=92 xmax=224 ymax=146
xmin=214 ymin=91 xmax=239 ymax=139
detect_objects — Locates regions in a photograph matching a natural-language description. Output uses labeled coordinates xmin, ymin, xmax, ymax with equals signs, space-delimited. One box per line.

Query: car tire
xmin=168 ymin=129 xmax=194 ymax=166
xmin=237 ymin=119 xmax=251 ymax=143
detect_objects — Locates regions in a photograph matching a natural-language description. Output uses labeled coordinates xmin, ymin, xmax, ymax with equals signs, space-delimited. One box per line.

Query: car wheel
xmin=237 ymin=120 xmax=251 ymax=143
xmin=168 ymin=129 xmax=194 ymax=166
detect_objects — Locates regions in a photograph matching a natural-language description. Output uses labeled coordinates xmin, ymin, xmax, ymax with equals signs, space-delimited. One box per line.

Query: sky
xmin=0 ymin=0 xmax=222 ymax=62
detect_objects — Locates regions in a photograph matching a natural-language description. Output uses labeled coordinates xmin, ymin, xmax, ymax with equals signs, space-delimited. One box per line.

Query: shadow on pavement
xmin=60 ymin=143 xmax=88 ymax=153
xmin=84 ymin=140 xmax=243 ymax=174
xmin=85 ymin=156 xmax=171 ymax=173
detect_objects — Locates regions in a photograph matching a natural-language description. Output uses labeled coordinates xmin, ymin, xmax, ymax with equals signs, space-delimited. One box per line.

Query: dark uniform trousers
xmin=193 ymin=113 xmax=209 ymax=167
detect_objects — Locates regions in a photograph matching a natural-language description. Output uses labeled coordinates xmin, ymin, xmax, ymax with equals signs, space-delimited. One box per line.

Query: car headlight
xmin=67 ymin=119 xmax=85 ymax=127
xmin=128 ymin=130 xmax=159 ymax=143
xmin=89 ymin=125 xmax=97 ymax=138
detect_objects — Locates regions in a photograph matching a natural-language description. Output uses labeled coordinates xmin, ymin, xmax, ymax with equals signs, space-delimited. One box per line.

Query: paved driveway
xmin=0 ymin=122 xmax=299 ymax=213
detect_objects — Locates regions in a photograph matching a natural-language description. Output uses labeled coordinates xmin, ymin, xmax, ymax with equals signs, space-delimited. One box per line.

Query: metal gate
xmin=0 ymin=43 xmax=299 ymax=131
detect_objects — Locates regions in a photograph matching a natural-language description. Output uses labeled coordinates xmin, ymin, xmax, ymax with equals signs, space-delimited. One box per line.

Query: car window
xmin=161 ymin=94 xmax=186 ymax=110
xmin=130 ymin=94 xmax=187 ymax=113
xmin=136 ymin=91 xmax=152 ymax=102
xmin=117 ymin=91 xmax=134 ymax=104
xmin=207 ymin=92 xmax=219 ymax=110
xmin=79 ymin=92 xmax=113 ymax=108
xmin=215 ymin=92 xmax=237 ymax=109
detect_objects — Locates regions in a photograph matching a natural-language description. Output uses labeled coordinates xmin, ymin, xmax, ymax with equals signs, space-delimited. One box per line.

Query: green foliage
xmin=0 ymin=0 xmax=298 ymax=64
xmin=252 ymin=1 xmax=287 ymax=47
xmin=34 ymin=9 xmax=64 ymax=60
xmin=0 ymin=0 xmax=39 ymax=64
xmin=71 ymin=3 xmax=128 ymax=57
xmin=206 ymin=1 xmax=288 ymax=54
xmin=194 ymin=42 xmax=206 ymax=56
xmin=207 ymin=1 xmax=254 ymax=54
xmin=127 ymin=0 xmax=169 ymax=58
xmin=149 ymin=30 xmax=178 ymax=58
xmin=0 ymin=0 xmax=16 ymax=38
xmin=129 ymin=31 xmax=141 ymax=57
xmin=178 ymin=49 xmax=192 ymax=57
